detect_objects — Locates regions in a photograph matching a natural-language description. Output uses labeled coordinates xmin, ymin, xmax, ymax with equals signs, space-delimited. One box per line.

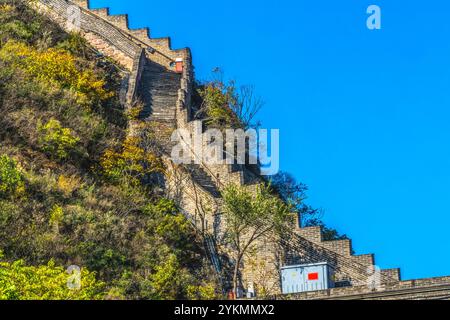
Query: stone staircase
xmin=139 ymin=60 xmax=180 ymax=124
xmin=185 ymin=164 xmax=221 ymax=198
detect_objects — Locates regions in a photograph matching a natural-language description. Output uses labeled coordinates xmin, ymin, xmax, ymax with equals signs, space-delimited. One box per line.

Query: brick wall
xmin=278 ymin=276 xmax=450 ymax=300
xmin=35 ymin=0 xmax=140 ymax=69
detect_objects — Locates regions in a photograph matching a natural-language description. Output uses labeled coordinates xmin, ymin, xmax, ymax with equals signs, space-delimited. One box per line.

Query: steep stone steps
xmin=185 ymin=164 xmax=221 ymax=198
xmin=139 ymin=59 xmax=180 ymax=123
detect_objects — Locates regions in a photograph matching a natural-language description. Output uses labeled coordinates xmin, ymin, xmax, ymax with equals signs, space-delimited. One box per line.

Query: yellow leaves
xmin=57 ymin=174 xmax=82 ymax=197
xmin=0 ymin=259 xmax=105 ymax=300
xmin=49 ymin=204 xmax=64 ymax=227
xmin=0 ymin=154 xmax=24 ymax=198
xmin=0 ymin=40 xmax=113 ymax=105
xmin=100 ymin=136 xmax=165 ymax=185
xmin=0 ymin=4 xmax=15 ymax=14
xmin=186 ymin=283 xmax=217 ymax=300
xmin=125 ymin=102 xmax=144 ymax=121
xmin=37 ymin=118 xmax=80 ymax=160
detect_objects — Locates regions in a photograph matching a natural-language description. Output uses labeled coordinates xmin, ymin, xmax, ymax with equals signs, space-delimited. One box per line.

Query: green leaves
xmin=221 ymin=183 xmax=294 ymax=295
xmin=198 ymin=81 xmax=242 ymax=129
xmin=0 ymin=259 xmax=105 ymax=300
xmin=37 ymin=118 xmax=80 ymax=160
xmin=222 ymin=183 xmax=293 ymax=234
xmin=0 ymin=155 xmax=24 ymax=198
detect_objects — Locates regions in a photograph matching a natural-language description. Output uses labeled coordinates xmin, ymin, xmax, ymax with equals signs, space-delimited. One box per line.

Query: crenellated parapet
xmin=70 ymin=0 xmax=190 ymax=68
xmin=35 ymin=0 xmax=190 ymax=72
xmin=290 ymin=217 xmax=401 ymax=286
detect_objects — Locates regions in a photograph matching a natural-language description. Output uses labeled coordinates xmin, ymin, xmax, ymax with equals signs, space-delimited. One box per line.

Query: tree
xmin=270 ymin=171 xmax=349 ymax=241
xmin=221 ymin=183 xmax=293 ymax=297
xmin=196 ymin=69 xmax=263 ymax=130
xmin=269 ymin=171 xmax=320 ymax=227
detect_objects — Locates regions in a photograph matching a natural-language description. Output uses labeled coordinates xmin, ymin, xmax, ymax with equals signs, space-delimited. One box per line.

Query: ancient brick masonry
xmin=279 ymin=276 xmax=450 ymax=300
xmin=33 ymin=0 xmax=450 ymax=299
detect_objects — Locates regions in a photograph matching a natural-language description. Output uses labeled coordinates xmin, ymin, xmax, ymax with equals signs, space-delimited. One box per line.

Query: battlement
xmin=36 ymin=0 xmax=190 ymax=70
xmin=280 ymin=275 xmax=450 ymax=300
xmin=288 ymin=215 xmax=401 ymax=287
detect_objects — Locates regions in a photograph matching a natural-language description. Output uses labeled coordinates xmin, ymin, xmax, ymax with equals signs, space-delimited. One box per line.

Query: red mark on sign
xmin=308 ymin=273 xmax=319 ymax=281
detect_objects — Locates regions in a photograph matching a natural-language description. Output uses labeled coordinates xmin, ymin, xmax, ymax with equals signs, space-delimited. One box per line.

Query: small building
xmin=281 ymin=262 xmax=335 ymax=294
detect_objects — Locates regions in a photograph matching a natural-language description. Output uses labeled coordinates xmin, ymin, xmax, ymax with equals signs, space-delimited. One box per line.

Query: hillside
xmin=0 ymin=1 xmax=217 ymax=300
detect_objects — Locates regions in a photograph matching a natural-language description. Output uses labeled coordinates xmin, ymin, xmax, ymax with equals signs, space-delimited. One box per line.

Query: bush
xmin=0 ymin=2 xmax=52 ymax=45
xmin=187 ymin=283 xmax=217 ymax=300
xmin=49 ymin=204 xmax=64 ymax=227
xmin=38 ymin=118 xmax=80 ymax=160
xmin=198 ymin=83 xmax=241 ymax=129
xmin=56 ymin=32 xmax=88 ymax=57
xmin=0 ymin=155 xmax=24 ymax=198
xmin=0 ymin=40 xmax=113 ymax=105
xmin=57 ymin=174 xmax=82 ymax=197
xmin=0 ymin=259 xmax=105 ymax=300
xmin=100 ymin=136 xmax=164 ymax=185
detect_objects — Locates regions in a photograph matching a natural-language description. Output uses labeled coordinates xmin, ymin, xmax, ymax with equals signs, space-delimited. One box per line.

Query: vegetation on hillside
xmin=0 ymin=1 xmax=217 ymax=300
xmin=0 ymin=251 xmax=105 ymax=300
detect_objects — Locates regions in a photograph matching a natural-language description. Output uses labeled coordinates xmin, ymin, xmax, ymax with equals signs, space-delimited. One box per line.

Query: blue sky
xmin=90 ymin=0 xmax=450 ymax=280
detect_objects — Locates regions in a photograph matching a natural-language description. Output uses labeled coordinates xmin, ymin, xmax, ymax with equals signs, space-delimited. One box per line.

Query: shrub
xmin=37 ymin=118 xmax=80 ymax=160
xmin=0 ymin=2 xmax=49 ymax=45
xmin=100 ymin=136 xmax=164 ymax=185
xmin=57 ymin=174 xmax=82 ymax=197
xmin=49 ymin=204 xmax=64 ymax=226
xmin=0 ymin=155 xmax=24 ymax=198
xmin=0 ymin=40 xmax=113 ymax=105
xmin=146 ymin=254 xmax=187 ymax=300
xmin=198 ymin=83 xmax=241 ymax=129
xmin=56 ymin=32 xmax=87 ymax=57
xmin=186 ymin=283 xmax=217 ymax=300
xmin=0 ymin=259 xmax=105 ymax=300
xmin=0 ymin=21 xmax=33 ymax=41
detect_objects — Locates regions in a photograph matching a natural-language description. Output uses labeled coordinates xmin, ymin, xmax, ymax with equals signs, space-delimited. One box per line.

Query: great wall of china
xmin=32 ymin=0 xmax=450 ymax=300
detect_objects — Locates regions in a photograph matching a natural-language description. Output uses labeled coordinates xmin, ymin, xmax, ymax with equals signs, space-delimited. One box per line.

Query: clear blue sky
xmin=90 ymin=0 xmax=450 ymax=280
